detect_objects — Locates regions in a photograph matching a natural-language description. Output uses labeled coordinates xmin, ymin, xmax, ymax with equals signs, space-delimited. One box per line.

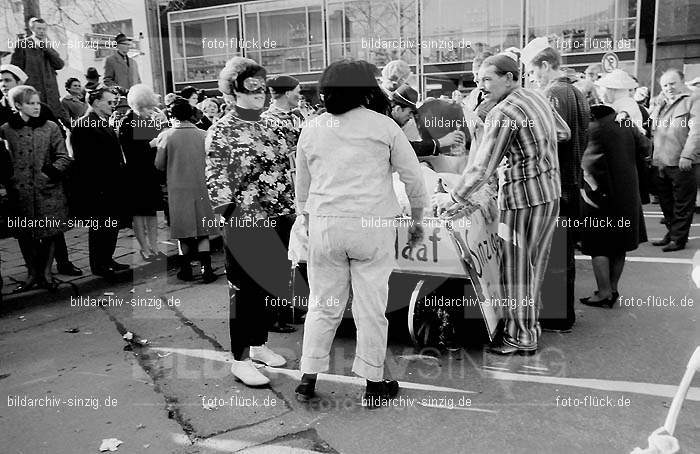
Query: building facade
xmin=0 ymin=0 xmax=155 ymax=94
xmin=164 ymin=0 xmax=649 ymax=99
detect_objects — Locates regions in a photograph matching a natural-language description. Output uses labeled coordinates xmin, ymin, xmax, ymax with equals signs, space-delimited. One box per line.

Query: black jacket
xmin=70 ymin=111 xmax=125 ymax=219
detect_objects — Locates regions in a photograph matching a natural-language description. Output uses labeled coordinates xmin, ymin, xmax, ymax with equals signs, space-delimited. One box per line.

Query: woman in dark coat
xmin=579 ymin=104 xmax=650 ymax=308
xmin=119 ymin=84 xmax=166 ymax=261
xmin=155 ymin=97 xmax=218 ymax=282
xmin=1 ymin=85 xmax=71 ymax=291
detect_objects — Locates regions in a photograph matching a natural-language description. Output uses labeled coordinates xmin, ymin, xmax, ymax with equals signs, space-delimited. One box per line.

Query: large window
xmin=527 ymin=0 xmax=638 ymax=54
xmin=169 ymin=6 xmax=241 ymax=84
xmin=422 ymin=0 xmax=522 ymax=64
xmin=327 ymin=0 xmax=418 ymax=68
xmin=243 ymin=0 xmax=325 ymax=74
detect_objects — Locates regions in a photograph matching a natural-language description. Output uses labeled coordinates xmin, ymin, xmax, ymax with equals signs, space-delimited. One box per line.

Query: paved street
xmin=1 ymin=206 xmax=698 ymax=454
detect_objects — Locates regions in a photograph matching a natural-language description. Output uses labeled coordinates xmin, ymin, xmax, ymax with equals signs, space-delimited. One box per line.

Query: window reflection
xmin=422 ymin=0 xmax=521 ymax=64
xmin=527 ymin=0 xmax=637 ymax=54
xmin=327 ymin=0 xmax=417 ymax=67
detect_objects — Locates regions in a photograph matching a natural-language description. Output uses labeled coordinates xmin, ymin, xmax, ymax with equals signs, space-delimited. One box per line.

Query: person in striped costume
xmin=433 ymin=52 xmax=563 ymax=355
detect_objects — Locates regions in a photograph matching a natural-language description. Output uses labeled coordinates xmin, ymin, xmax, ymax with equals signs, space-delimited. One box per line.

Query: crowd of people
xmin=0 ymin=20 xmax=698 ymax=408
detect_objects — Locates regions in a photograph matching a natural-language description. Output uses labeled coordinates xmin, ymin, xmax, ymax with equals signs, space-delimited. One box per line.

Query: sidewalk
xmin=0 ymin=213 xmax=180 ymax=306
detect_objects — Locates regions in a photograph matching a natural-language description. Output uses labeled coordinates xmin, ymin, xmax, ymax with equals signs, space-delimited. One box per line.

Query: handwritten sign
xmin=395 ymin=208 xmax=503 ymax=340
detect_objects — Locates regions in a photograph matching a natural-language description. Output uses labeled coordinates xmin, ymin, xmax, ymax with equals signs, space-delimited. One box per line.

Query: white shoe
xmin=230 ymin=359 xmax=270 ymax=386
xmin=249 ymin=344 xmax=286 ymax=367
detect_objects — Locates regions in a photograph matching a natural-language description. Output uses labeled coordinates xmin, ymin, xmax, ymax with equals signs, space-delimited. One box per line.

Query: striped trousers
xmin=498 ymin=199 xmax=560 ymax=350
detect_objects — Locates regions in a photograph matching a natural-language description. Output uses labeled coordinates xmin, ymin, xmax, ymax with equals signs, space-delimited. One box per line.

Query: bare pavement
xmin=1 ymin=208 xmax=699 ymax=454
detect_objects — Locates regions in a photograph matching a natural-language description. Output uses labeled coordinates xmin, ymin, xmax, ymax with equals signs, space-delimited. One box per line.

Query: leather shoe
xmin=662 ymin=241 xmax=684 ymax=252
xmin=92 ymin=266 xmax=116 ymax=278
xmin=56 ymin=262 xmax=83 ymax=276
xmin=652 ymin=237 xmax=671 ymax=246
xmin=110 ymin=261 xmax=131 ymax=271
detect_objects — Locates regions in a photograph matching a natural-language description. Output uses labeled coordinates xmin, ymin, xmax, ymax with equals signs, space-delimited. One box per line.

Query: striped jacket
xmin=451 ymin=87 xmax=561 ymax=210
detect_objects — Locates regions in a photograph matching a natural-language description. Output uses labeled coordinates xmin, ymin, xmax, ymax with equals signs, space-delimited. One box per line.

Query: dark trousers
xmin=654 ymin=165 xmax=697 ymax=245
xmin=54 ymin=232 xmax=70 ymax=265
xmin=541 ymin=197 xmax=578 ymax=327
xmin=225 ymin=215 xmax=294 ymax=360
xmin=88 ymin=226 xmax=119 ymax=271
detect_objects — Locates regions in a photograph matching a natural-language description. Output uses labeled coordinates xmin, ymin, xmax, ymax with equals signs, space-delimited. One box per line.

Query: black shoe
xmin=662 ymin=241 xmax=684 ymax=252
xmin=201 ymin=268 xmax=218 ymax=284
xmin=652 ymin=237 xmax=671 ymax=246
xmin=362 ymin=380 xmax=400 ymax=409
xmin=92 ymin=266 xmax=116 ymax=278
xmin=269 ymin=321 xmax=297 ymax=333
xmin=295 ymin=376 xmax=317 ymax=402
xmin=11 ymin=278 xmax=42 ymax=293
xmin=486 ymin=340 xmax=537 ymax=356
xmin=177 ymin=267 xmax=194 ymax=281
xmin=56 ymin=262 xmax=83 ymax=276
xmin=110 ymin=261 xmax=131 ymax=271
xmin=580 ymin=295 xmax=616 ymax=308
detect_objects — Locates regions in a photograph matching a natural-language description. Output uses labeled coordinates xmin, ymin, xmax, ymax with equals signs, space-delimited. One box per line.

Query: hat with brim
xmin=595 ymin=69 xmax=638 ymax=90
xmin=115 ymin=33 xmax=131 ymax=44
xmin=391 ymin=84 xmax=418 ymax=109
xmin=0 ymin=64 xmax=28 ymax=84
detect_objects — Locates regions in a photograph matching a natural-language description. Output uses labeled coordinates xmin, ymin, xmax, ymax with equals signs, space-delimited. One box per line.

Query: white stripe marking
xmin=521 ymin=365 xmax=550 ymax=371
xmin=416 ymin=402 xmax=498 ymax=413
xmin=486 ymin=371 xmax=700 ymax=401
xmin=267 ymin=367 xmax=476 ymax=394
xmin=151 ymin=347 xmax=476 ymax=394
xmin=575 ymin=255 xmax=692 ymax=265
xmin=481 ymin=366 xmax=511 ymax=372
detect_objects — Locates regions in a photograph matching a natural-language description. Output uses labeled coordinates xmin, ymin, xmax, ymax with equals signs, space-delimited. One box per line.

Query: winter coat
xmin=0 ymin=113 xmax=71 ymax=240
xmin=580 ymin=105 xmax=650 ymax=256
xmin=69 ymin=111 xmax=126 ymax=221
xmin=103 ymin=52 xmax=141 ymax=90
xmin=154 ymin=122 xmax=217 ymax=238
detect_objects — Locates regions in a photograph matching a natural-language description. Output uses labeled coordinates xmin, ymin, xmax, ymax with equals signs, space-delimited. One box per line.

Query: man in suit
xmin=70 ymin=87 xmax=130 ymax=278
xmin=10 ymin=17 xmax=65 ymax=119
xmin=103 ymin=33 xmax=141 ymax=91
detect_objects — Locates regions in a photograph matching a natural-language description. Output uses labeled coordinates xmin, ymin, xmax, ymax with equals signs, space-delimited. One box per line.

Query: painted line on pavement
xmin=485 ymin=371 xmax=700 ymax=401
xmin=575 ymin=255 xmax=693 ymax=264
xmin=171 ymin=433 xmax=321 ymax=453
xmin=416 ymin=401 xmax=498 ymax=413
xmin=150 ymin=347 xmax=477 ymax=394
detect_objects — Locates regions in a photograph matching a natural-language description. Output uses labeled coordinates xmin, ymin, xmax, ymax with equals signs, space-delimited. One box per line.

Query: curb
xmin=0 ymin=253 xmax=180 ymax=315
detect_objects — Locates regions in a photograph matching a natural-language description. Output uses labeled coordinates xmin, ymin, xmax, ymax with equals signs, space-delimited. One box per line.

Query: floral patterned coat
xmin=1 ymin=114 xmax=71 ymax=239
xmin=205 ymin=109 xmax=294 ymax=220
xmin=261 ymin=105 xmax=304 ymax=184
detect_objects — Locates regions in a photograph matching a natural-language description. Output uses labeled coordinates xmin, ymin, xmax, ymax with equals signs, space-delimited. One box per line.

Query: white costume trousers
xmin=300 ymin=216 xmax=395 ymax=381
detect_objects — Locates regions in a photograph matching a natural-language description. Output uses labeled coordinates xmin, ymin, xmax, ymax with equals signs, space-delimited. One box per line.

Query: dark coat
xmin=118 ymin=110 xmax=163 ymax=216
xmin=0 ymin=142 xmax=11 ymax=238
xmin=10 ymin=38 xmax=65 ymax=119
xmin=0 ymin=114 xmax=71 ymax=240
xmin=70 ymin=111 xmax=125 ymax=221
xmin=580 ymin=105 xmax=650 ymax=256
